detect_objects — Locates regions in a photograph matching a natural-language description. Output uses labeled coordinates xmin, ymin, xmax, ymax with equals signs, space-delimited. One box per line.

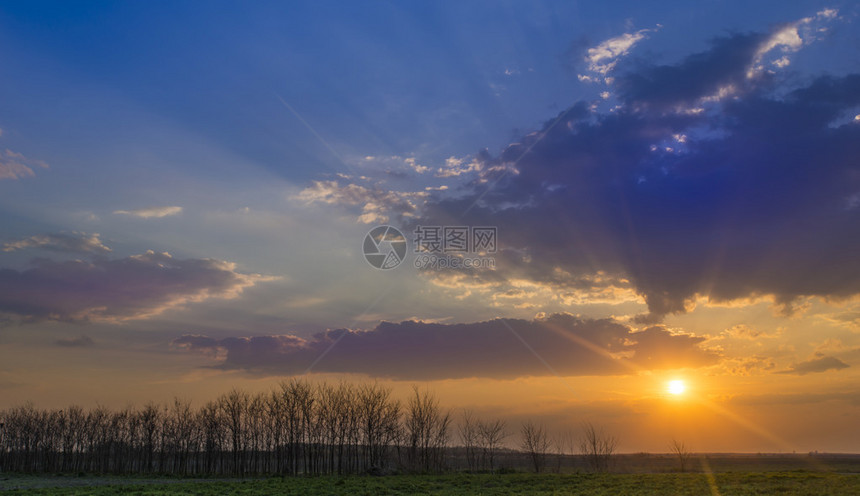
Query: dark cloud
xmin=55 ymin=335 xmax=95 ymax=347
xmin=173 ymin=313 xmax=718 ymax=380
xmin=615 ymin=32 xmax=766 ymax=112
xmin=0 ymin=250 xmax=269 ymax=322
xmin=777 ymin=355 xmax=850 ymax=375
xmin=2 ymin=232 xmax=111 ymax=254
xmin=412 ymin=27 xmax=860 ymax=321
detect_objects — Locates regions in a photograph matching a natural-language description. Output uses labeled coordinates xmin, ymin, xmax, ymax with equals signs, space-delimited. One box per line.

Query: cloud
xmin=113 ymin=206 xmax=183 ymax=218
xmin=814 ymin=338 xmax=845 ymax=353
xmin=0 ymin=250 xmax=274 ymax=322
xmin=615 ymin=32 xmax=766 ymax=111
xmin=724 ymin=355 xmax=777 ymax=376
xmin=295 ymin=180 xmax=426 ymax=224
xmin=822 ymin=310 xmax=860 ymax=330
xmin=404 ymin=157 xmax=430 ymax=174
xmin=722 ymin=324 xmax=779 ymax=340
xmin=614 ymin=12 xmax=839 ymax=112
xmin=777 ymin=355 xmax=849 ymax=375
xmin=55 ymin=335 xmax=95 ymax=347
xmin=0 ymin=148 xmax=49 ymax=180
xmin=2 ymin=232 xmax=111 ymax=254
xmin=356 ymin=155 xmax=435 ymax=178
xmin=412 ymin=15 xmax=860 ymax=322
xmin=750 ymin=8 xmax=839 ymax=77
xmin=173 ymin=313 xmax=719 ymax=380
xmin=435 ymin=156 xmax=481 ymax=178
xmin=579 ymin=28 xmax=658 ymax=83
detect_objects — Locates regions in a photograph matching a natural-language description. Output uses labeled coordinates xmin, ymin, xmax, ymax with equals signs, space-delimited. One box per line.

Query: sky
xmin=1 ymin=0 xmax=859 ymax=453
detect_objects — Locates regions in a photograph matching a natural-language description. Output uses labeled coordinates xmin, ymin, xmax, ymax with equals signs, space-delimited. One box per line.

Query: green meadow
xmin=2 ymin=472 xmax=859 ymax=495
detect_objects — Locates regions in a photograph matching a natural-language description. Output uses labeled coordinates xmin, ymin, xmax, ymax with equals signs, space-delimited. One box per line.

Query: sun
xmin=667 ymin=379 xmax=686 ymax=396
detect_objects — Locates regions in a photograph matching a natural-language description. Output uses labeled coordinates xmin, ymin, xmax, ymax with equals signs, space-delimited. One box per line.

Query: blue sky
xmin=1 ymin=1 xmax=859 ymax=452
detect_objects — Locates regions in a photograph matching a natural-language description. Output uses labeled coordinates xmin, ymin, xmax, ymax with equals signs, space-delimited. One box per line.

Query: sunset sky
xmin=1 ymin=1 xmax=859 ymax=453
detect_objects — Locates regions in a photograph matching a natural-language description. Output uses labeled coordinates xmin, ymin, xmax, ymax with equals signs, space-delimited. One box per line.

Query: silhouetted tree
xmin=404 ymin=387 xmax=451 ymax=473
xmin=579 ymin=422 xmax=617 ymax=472
xmin=477 ymin=418 xmax=507 ymax=473
xmin=670 ymin=439 xmax=691 ymax=472
xmin=520 ymin=420 xmax=551 ymax=473
xmin=458 ymin=410 xmax=480 ymax=473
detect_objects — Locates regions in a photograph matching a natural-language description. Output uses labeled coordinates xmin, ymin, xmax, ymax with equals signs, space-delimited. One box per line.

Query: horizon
xmin=1 ymin=0 xmax=859 ymax=455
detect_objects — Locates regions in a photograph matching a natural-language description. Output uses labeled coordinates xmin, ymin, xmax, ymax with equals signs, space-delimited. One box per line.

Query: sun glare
xmin=668 ymin=379 xmax=686 ymax=396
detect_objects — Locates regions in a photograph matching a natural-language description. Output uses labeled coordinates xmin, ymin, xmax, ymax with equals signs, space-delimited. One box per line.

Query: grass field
xmin=2 ymin=472 xmax=859 ymax=495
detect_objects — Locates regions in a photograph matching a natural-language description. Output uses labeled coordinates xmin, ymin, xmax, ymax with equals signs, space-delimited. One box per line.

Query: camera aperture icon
xmin=363 ymin=225 xmax=407 ymax=269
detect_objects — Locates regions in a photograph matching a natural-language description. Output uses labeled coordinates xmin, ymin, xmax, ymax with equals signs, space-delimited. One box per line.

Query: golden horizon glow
xmin=668 ymin=379 xmax=686 ymax=396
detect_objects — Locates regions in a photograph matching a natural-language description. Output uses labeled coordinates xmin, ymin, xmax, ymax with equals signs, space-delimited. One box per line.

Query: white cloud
xmin=114 ymin=206 xmax=183 ymax=218
xmin=587 ymin=30 xmax=649 ymax=74
xmin=405 ymin=157 xmax=430 ymax=174
xmin=700 ymin=84 xmax=739 ymax=104
xmin=772 ymin=56 xmax=791 ymax=68
xmin=816 ymin=8 xmax=838 ymax=20
xmin=2 ymin=232 xmax=111 ymax=253
xmin=435 ymin=156 xmax=481 ymax=178
xmin=0 ymin=149 xmax=49 ymax=181
xmin=760 ymin=24 xmax=804 ymax=55
xmin=749 ymin=9 xmax=840 ymax=79
xmin=579 ymin=27 xmax=658 ymax=84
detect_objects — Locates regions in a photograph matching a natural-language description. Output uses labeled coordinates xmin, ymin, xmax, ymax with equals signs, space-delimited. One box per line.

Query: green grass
xmin=2 ymin=472 xmax=859 ymax=495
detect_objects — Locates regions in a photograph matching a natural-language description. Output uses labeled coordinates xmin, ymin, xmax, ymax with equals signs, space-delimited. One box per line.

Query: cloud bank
xmin=0 ymin=250 xmax=272 ymax=322
xmin=173 ymin=313 xmax=718 ymax=380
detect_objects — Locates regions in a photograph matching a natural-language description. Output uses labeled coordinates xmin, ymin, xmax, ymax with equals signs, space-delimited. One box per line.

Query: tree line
xmin=0 ymin=380 xmax=617 ymax=476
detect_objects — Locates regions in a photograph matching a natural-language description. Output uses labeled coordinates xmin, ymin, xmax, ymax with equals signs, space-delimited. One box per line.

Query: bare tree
xmin=477 ymin=418 xmax=507 ymax=473
xmin=458 ymin=410 xmax=480 ymax=473
xmin=404 ymin=387 xmax=451 ymax=473
xmin=578 ymin=422 xmax=617 ymax=472
xmin=670 ymin=439 xmax=692 ymax=472
xmin=138 ymin=402 xmax=163 ymax=473
xmin=356 ymin=382 xmax=401 ymax=473
xmin=553 ymin=429 xmax=576 ymax=473
xmin=219 ymin=389 xmax=249 ymax=476
xmin=197 ymin=400 xmax=223 ymax=475
xmin=520 ymin=420 xmax=551 ymax=473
